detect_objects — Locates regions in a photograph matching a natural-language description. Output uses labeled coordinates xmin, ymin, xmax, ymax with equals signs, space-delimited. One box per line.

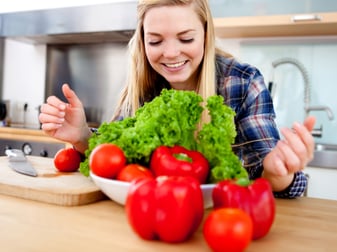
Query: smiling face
xmin=143 ymin=4 xmax=205 ymax=91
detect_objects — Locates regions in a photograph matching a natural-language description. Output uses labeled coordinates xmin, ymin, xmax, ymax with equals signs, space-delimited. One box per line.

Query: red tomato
xmin=117 ymin=164 xmax=154 ymax=182
xmin=54 ymin=148 xmax=82 ymax=172
xmin=203 ymin=208 xmax=253 ymax=252
xmin=89 ymin=143 xmax=126 ymax=179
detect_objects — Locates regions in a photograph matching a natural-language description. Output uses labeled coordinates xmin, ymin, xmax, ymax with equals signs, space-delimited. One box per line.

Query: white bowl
xmin=90 ymin=172 xmax=215 ymax=209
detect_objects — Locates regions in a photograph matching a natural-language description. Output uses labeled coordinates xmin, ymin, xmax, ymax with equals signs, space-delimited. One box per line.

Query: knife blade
xmin=5 ymin=149 xmax=38 ymax=177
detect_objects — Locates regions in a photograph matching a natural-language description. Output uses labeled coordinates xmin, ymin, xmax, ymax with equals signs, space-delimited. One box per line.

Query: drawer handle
xmin=291 ymin=14 xmax=322 ymax=22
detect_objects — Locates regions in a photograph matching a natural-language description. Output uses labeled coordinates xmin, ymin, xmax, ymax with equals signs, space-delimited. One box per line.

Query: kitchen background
xmin=0 ymin=1 xmax=337 ymax=144
xmin=0 ymin=0 xmax=337 ymax=200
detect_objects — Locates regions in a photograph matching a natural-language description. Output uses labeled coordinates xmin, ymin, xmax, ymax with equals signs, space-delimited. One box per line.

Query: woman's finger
xmin=276 ymin=139 xmax=303 ymax=173
xmin=303 ymin=115 xmax=316 ymax=132
xmin=62 ymin=84 xmax=83 ymax=108
xmin=292 ymin=121 xmax=315 ymax=161
xmin=38 ymin=111 xmax=65 ymax=125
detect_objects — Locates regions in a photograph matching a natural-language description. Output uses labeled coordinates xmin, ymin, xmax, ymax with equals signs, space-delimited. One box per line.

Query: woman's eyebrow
xmin=145 ymin=29 xmax=196 ymax=36
xmin=145 ymin=32 xmax=161 ymax=36
xmin=178 ymin=29 xmax=196 ymax=35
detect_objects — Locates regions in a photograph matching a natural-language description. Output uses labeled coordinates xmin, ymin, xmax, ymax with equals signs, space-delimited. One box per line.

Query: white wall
xmin=2 ymin=39 xmax=46 ymax=128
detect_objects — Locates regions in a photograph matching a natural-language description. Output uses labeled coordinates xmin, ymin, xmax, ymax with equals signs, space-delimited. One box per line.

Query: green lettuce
xmin=80 ymin=89 xmax=248 ymax=182
xmin=196 ymin=95 xmax=248 ymax=182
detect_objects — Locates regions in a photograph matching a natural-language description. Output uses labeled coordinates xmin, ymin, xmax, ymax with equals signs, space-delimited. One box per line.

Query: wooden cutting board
xmin=0 ymin=156 xmax=106 ymax=206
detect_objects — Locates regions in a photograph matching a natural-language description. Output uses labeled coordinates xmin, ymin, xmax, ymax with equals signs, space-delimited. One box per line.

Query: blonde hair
xmin=112 ymin=0 xmax=217 ymax=123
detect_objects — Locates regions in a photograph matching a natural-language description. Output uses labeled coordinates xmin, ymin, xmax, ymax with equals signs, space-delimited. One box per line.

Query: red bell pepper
xmin=150 ymin=145 xmax=209 ymax=184
xmin=212 ymin=178 xmax=275 ymax=240
xmin=125 ymin=176 xmax=204 ymax=243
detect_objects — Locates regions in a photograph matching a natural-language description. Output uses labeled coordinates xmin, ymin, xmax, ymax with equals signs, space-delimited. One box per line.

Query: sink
xmin=308 ymin=144 xmax=337 ymax=169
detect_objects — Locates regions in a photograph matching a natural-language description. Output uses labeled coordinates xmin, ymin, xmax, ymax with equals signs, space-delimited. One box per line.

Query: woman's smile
xmin=163 ymin=60 xmax=188 ymax=69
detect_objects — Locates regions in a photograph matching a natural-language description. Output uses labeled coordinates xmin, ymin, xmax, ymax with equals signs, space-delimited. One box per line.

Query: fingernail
xmin=293 ymin=122 xmax=301 ymax=129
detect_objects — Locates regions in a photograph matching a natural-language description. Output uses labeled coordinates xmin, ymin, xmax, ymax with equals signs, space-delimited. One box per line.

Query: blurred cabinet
xmin=210 ymin=0 xmax=337 ymax=38
xmin=305 ymin=166 xmax=337 ymax=201
xmin=0 ymin=38 xmax=4 ymax=99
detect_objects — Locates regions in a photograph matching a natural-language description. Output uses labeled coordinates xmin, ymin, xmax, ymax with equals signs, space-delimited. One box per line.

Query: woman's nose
xmin=162 ymin=41 xmax=180 ymax=58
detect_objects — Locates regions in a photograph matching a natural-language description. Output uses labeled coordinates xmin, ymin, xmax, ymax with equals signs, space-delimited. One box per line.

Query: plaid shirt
xmin=215 ymin=55 xmax=307 ymax=198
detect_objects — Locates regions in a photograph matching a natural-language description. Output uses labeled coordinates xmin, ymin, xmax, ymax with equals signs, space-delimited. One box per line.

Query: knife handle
xmin=5 ymin=149 xmax=27 ymax=162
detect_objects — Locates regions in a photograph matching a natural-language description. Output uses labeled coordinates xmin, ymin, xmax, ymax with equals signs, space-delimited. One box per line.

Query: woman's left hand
xmin=262 ymin=116 xmax=316 ymax=192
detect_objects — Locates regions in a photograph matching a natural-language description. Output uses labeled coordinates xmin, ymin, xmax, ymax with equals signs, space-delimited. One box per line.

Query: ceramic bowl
xmin=90 ymin=172 xmax=215 ymax=208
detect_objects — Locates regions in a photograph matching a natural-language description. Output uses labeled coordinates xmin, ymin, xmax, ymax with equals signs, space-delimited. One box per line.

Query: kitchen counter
xmin=0 ymin=195 xmax=336 ymax=251
xmin=0 ymin=127 xmax=71 ymax=152
xmin=0 ymin=127 xmax=69 ymax=145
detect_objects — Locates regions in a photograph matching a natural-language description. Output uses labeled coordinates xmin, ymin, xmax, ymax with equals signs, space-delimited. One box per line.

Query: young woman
xmin=39 ymin=0 xmax=315 ymax=198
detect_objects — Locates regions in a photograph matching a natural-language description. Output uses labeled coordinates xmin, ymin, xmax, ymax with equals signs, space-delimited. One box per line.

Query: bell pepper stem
xmin=236 ymin=177 xmax=251 ymax=187
xmin=173 ymin=153 xmax=193 ymax=163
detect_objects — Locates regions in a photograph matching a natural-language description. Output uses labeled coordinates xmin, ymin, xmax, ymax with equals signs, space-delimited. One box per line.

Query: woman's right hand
xmin=39 ymin=83 xmax=92 ymax=153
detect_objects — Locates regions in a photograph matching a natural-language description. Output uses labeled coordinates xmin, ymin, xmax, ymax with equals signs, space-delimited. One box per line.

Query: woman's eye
xmin=148 ymin=41 xmax=161 ymax=46
xmin=147 ymin=38 xmax=194 ymax=45
xmin=181 ymin=38 xmax=194 ymax=43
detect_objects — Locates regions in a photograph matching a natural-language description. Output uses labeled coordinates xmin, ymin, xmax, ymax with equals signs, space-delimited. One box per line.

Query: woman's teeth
xmin=165 ymin=61 xmax=185 ymax=68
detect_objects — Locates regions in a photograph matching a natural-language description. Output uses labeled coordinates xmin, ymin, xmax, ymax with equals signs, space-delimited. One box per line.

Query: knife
xmin=5 ymin=149 xmax=38 ymax=177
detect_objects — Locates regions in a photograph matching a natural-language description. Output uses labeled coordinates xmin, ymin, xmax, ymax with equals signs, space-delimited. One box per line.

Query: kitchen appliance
xmin=45 ymin=42 xmax=128 ymax=125
xmin=0 ymin=100 xmax=10 ymax=126
xmin=5 ymin=148 xmax=38 ymax=177
xmin=0 ymin=138 xmax=65 ymax=157
xmin=0 ymin=38 xmax=3 ymax=99
xmin=0 ymin=1 xmax=137 ymax=44
xmin=0 ymin=101 xmax=7 ymax=121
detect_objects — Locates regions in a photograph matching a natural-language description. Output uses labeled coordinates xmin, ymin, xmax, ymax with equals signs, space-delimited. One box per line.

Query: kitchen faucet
xmin=270 ymin=57 xmax=311 ymax=115
xmin=270 ymin=57 xmax=334 ymax=137
xmin=305 ymin=106 xmax=334 ymax=137
xmin=305 ymin=105 xmax=334 ymax=120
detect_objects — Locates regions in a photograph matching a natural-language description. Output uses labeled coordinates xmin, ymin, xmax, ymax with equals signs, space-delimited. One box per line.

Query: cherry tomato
xmin=54 ymin=148 xmax=82 ymax=172
xmin=117 ymin=164 xmax=154 ymax=182
xmin=203 ymin=208 xmax=253 ymax=252
xmin=89 ymin=143 xmax=127 ymax=179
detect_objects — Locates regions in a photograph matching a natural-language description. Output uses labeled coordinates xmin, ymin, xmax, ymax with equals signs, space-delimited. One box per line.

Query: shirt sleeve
xmin=273 ymin=171 xmax=308 ymax=198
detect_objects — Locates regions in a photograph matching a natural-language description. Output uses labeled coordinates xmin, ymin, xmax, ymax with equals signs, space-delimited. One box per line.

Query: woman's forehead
xmin=143 ymin=5 xmax=200 ymax=29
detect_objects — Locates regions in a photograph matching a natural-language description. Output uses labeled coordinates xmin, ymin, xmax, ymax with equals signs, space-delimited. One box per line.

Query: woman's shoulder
xmin=215 ymin=53 xmax=262 ymax=80
xmin=214 ymin=52 xmax=268 ymax=106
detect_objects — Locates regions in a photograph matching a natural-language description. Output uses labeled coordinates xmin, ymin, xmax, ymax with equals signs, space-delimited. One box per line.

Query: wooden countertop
xmin=0 ymin=126 xmax=49 ymax=136
xmin=0 ymin=127 xmax=71 ymax=147
xmin=0 ymin=195 xmax=336 ymax=251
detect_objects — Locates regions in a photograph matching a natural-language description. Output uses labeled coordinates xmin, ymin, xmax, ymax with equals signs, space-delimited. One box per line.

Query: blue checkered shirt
xmin=215 ymin=55 xmax=307 ymax=198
